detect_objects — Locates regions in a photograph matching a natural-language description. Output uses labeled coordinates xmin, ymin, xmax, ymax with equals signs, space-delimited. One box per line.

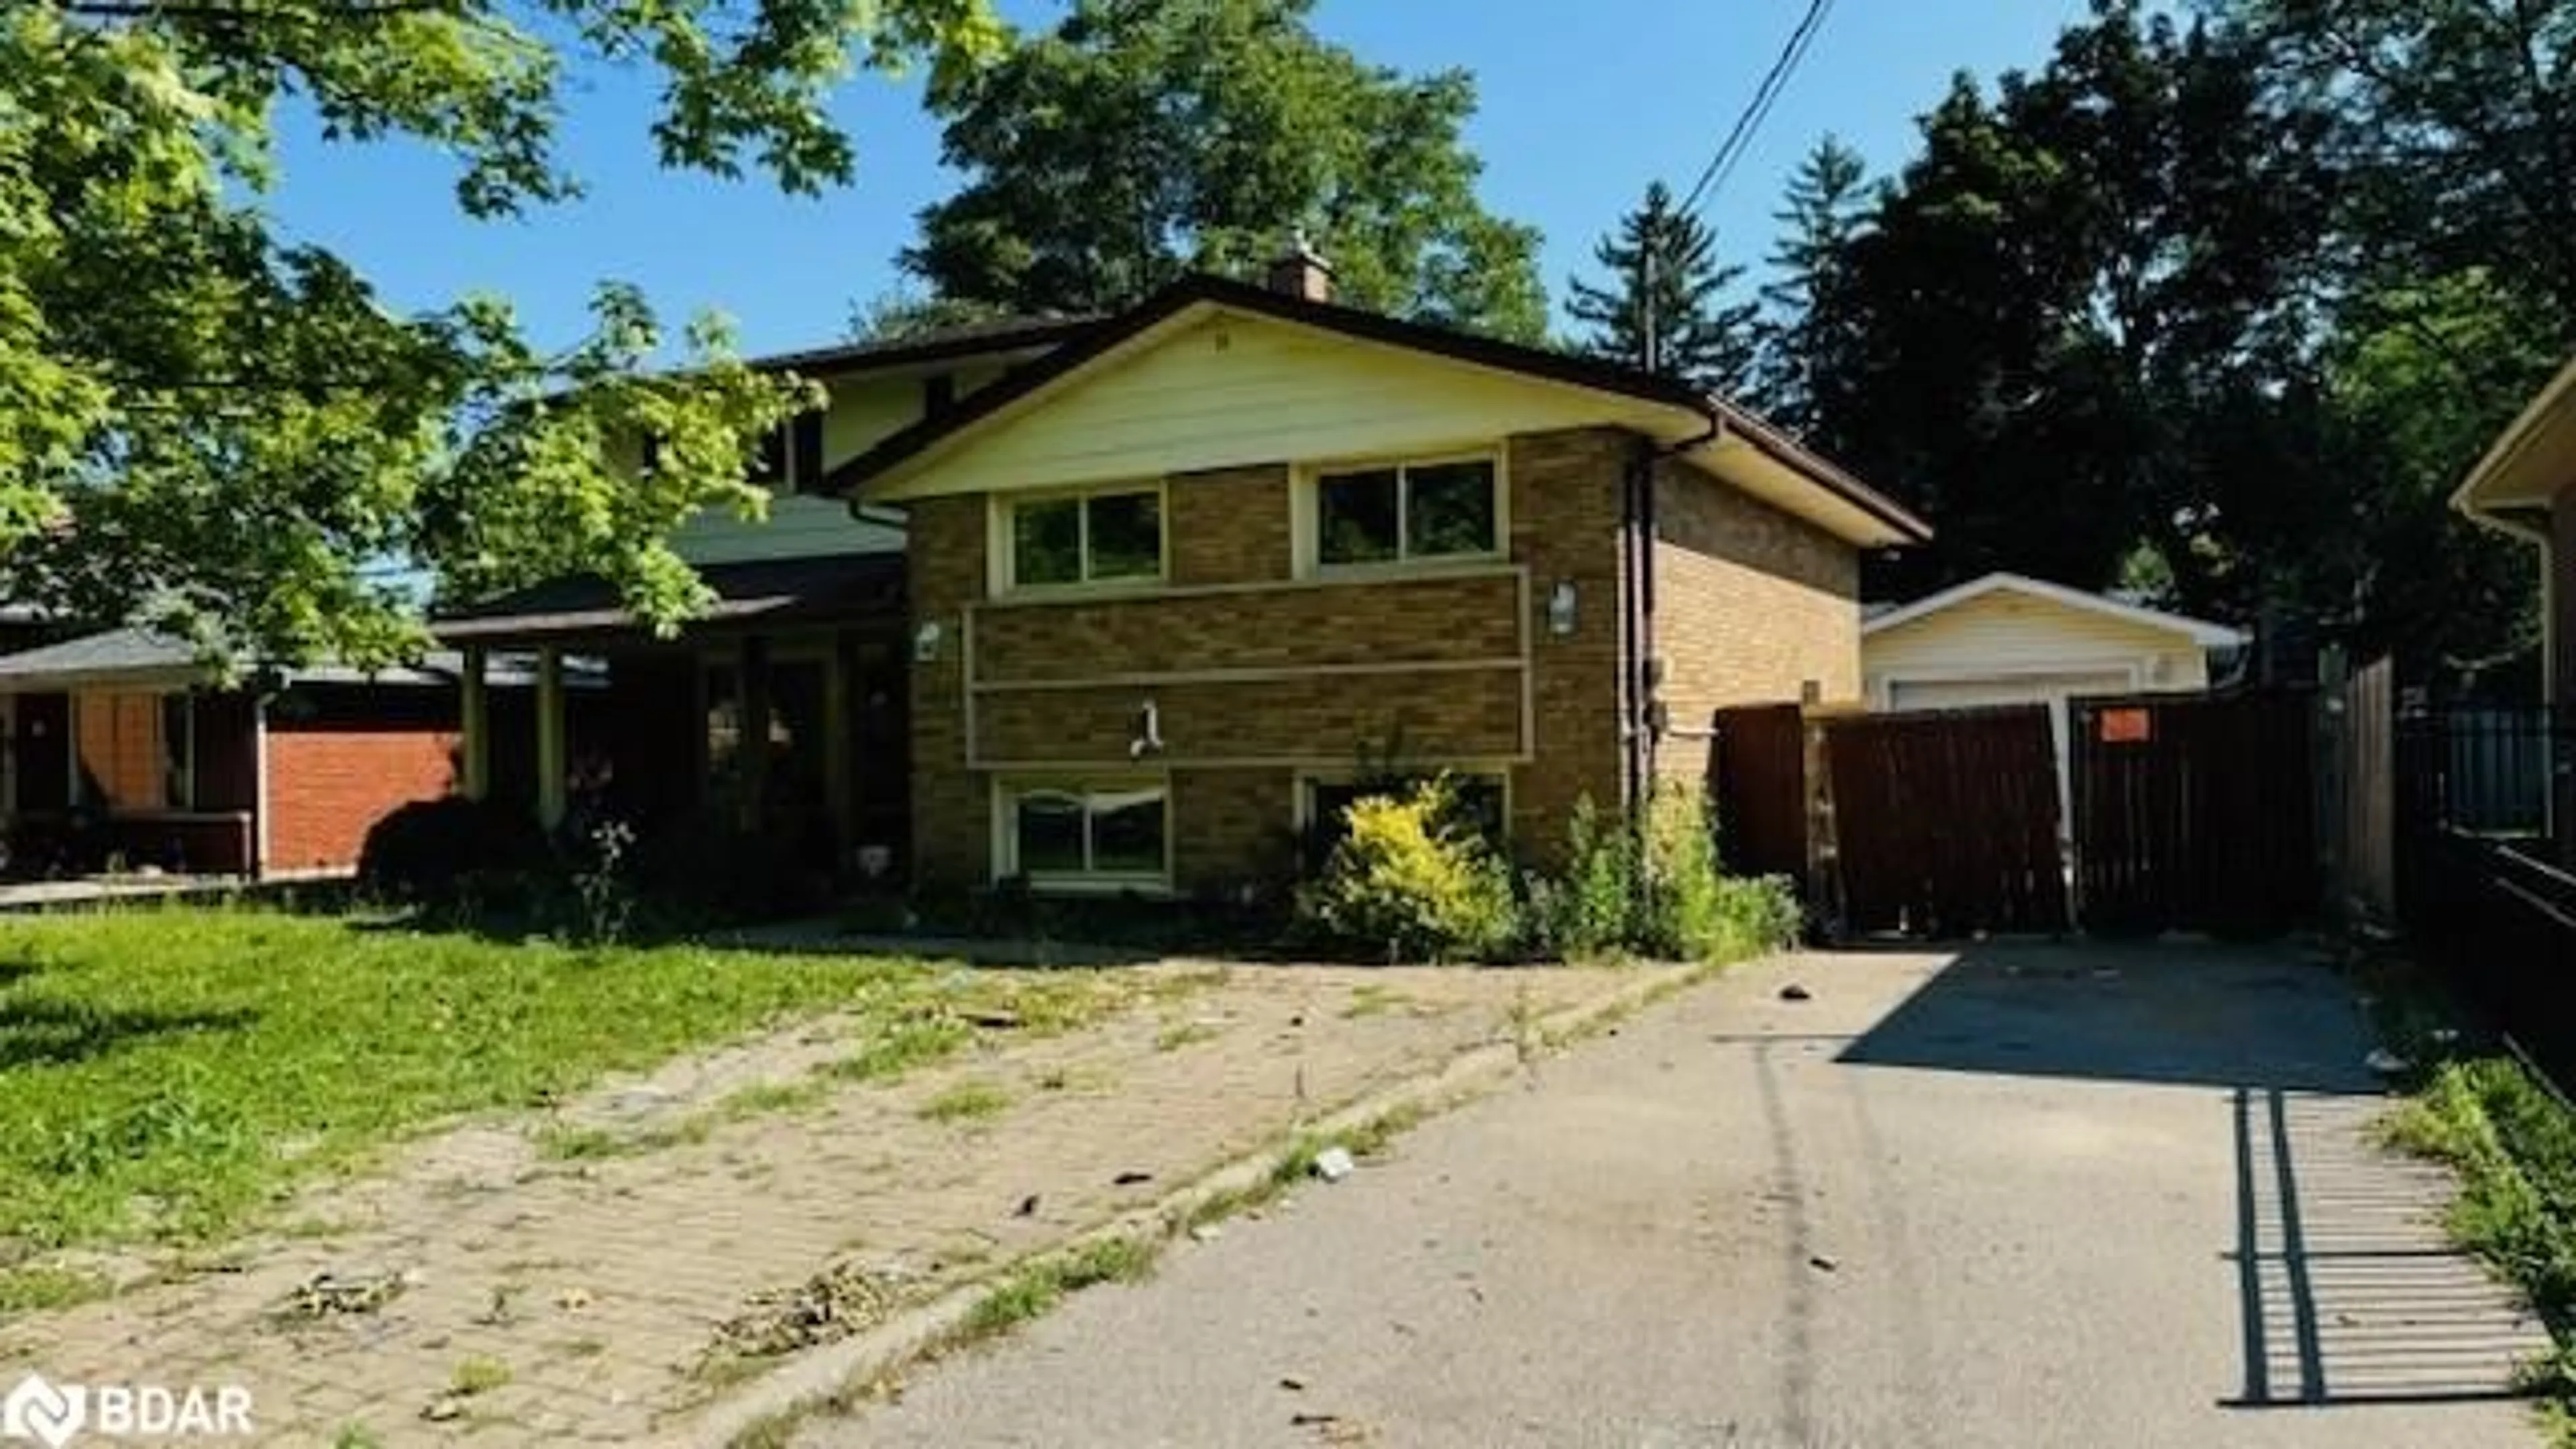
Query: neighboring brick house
xmin=0 ymin=627 xmax=498 ymax=877
xmin=2453 ymin=353 xmax=2576 ymax=860
xmin=436 ymin=252 xmax=1927 ymax=899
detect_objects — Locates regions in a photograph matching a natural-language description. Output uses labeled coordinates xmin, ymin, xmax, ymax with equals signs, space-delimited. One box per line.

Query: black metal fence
xmin=2398 ymin=705 xmax=2576 ymax=1089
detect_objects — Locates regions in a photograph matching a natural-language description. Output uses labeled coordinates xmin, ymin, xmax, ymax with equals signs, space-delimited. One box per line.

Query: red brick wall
xmin=264 ymin=722 xmax=460 ymax=873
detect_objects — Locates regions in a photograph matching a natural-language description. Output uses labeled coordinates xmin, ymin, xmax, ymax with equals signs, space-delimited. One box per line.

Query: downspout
xmin=1627 ymin=407 xmax=1726 ymax=799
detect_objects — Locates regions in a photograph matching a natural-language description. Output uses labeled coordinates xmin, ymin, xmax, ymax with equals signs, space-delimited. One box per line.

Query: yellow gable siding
xmin=873 ymin=313 xmax=1657 ymax=500
xmin=1863 ymin=590 xmax=2211 ymax=699
xmin=822 ymin=376 xmax=924 ymax=469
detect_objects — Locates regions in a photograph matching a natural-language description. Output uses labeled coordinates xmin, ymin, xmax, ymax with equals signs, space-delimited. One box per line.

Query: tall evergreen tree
xmin=1565 ymin=182 xmax=1760 ymax=392
xmin=1755 ymin=138 xmax=1874 ymax=440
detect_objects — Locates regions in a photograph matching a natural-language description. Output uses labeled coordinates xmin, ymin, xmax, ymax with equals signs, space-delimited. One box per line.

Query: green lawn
xmin=0 ymin=907 xmax=1150 ymax=1260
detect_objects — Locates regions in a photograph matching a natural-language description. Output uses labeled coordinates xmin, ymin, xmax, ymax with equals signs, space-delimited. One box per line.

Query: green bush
xmin=1295 ymin=776 xmax=1519 ymax=963
xmin=626 ymin=809 xmax=831 ymax=929
xmin=1526 ymin=786 xmax=1803 ymax=963
xmin=1524 ymin=798 xmax=1637 ymax=961
xmin=356 ymin=797 xmax=550 ymax=906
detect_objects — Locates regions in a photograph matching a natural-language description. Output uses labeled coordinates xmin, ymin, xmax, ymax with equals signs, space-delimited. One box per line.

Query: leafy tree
xmin=847 ymin=288 xmax=1032 ymax=343
xmin=1754 ymin=138 xmax=1874 ymax=439
xmin=1 ymin=0 xmax=1004 ymax=669
xmin=1565 ymin=180 xmax=1760 ymax=392
xmin=2316 ymin=272 xmax=2555 ymax=690
xmin=1789 ymin=4 xmax=2334 ymax=616
xmin=2237 ymin=0 xmax=2576 ymax=341
xmin=900 ymin=0 xmax=1548 ymax=343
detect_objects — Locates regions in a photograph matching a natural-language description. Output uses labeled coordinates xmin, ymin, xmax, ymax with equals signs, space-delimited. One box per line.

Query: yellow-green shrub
xmin=1295 ymin=777 xmax=1518 ymax=963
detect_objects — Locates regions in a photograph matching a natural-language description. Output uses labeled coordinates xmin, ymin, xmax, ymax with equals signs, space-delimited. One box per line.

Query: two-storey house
xmin=437 ymin=248 xmax=1928 ymax=899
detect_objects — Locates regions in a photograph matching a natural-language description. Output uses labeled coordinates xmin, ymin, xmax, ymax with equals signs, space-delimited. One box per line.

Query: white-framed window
xmin=1295 ymin=767 xmax=1511 ymax=851
xmin=995 ymin=776 xmax=1171 ymax=888
xmin=994 ymin=485 xmax=1167 ymax=593
xmin=1300 ymin=452 xmax=1505 ymax=575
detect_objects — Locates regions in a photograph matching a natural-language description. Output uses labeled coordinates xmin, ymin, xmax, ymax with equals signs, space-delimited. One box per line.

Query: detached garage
xmin=1862 ymin=573 xmax=2246 ymax=810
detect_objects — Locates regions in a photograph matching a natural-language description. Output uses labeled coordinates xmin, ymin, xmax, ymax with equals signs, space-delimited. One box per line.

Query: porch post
xmin=536 ymin=645 xmax=567 ymax=830
xmin=739 ymin=636 xmax=770 ymax=834
xmin=460 ymin=646 xmax=490 ymax=802
xmin=826 ymin=633 xmax=855 ymax=861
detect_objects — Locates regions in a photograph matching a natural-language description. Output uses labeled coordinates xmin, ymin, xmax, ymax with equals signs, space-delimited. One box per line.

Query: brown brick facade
xmin=1169 ymin=466 xmax=1293 ymax=586
xmin=903 ymin=427 xmax=1856 ymax=894
xmin=1506 ymin=429 xmax=1628 ymax=863
xmin=1648 ymin=460 xmax=1861 ymax=785
xmin=906 ymin=494 xmax=989 ymax=890
xmin=1171 ymin=768 xmax=1296 ymax=895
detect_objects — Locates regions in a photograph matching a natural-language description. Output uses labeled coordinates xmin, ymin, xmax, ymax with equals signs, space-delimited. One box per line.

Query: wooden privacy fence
xmin=2317 ymin=657 xmax=2396 ymax=924
xmin=1707 ymin=703 xmax=1810 ymax=881
xmin=2068 ymin=690 xmax=2317 ymax=936
xmin=1817 ymin=705 xmax=2069 ymax=937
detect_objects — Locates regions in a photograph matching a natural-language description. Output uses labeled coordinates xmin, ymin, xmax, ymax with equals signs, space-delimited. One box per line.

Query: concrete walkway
xmin=815 ymin=944 xmax=2551 ymax=1449
xmin=0 ymin=961 xmax=1644 ymax=1446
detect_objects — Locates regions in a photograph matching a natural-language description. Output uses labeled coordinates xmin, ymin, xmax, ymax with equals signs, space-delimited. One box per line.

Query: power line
xmin=1676 ymin=0 xmax=1839 ymax=218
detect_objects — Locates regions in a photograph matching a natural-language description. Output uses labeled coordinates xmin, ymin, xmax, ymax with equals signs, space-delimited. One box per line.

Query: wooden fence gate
xmin=1708 ymin=703 xmax=1810 ymax=881
xmin=2068 ymin=691 xmax=2316 ymax=936
xmin=1819 ymin=705 xmax=2068 ymax=937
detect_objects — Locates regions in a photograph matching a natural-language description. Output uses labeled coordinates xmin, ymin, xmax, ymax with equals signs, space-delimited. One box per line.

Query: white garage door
xmin=1884 ymin=673 xmax=2135 ymax=714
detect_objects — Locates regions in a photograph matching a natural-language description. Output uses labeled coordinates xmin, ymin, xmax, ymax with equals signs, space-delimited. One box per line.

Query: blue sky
xmin=269 ymin=0 xmax=2092 ymax=356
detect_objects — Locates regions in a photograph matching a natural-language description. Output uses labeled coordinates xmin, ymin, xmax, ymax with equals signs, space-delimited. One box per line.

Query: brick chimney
xmin=1265 ymin=231 xmax=1334 ymax=304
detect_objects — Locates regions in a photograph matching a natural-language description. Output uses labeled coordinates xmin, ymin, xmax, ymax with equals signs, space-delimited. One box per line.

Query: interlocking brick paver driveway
xmin=817 ymin=943 xmax=2552 ymax=1449
xmin=0 ymin=961 xmax=1635 ymax=1446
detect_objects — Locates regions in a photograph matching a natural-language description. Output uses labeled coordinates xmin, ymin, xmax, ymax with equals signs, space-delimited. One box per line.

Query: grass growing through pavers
xmin=0 ymin=1265 xmax=111 ymax=1315
xmin=957 ymin=1236 xmax=1156 ymax=1338
xmin=0 ymin=905 xmax=1171 ymax=1260
xmin=917 ymin=1079 xmax=1013 ymax=1124
xmin=712 ymin=1099 xmax=1442 ymax=1449
xmin=2381 ymin=1056 xmax=2576 ymax=1438
xmin=1153 ymin=1020 xmax=1222 ymax=1052
xmin=449 ymin=1354 xmax=513 ymax=1396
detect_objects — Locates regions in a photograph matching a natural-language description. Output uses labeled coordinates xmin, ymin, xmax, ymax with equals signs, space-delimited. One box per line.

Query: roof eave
xmin=2455 ymin=353 xmax=2576 ymax=518
xmin=1862 ymin=572 xmax=2245 ymax=648
xmin=827 ymin=274 xmax=1929 ymax=551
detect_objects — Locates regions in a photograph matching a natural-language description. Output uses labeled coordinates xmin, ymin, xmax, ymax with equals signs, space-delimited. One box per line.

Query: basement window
xmin=1311 ymin=455 xmax=1501 ymax=571
xmin=998 ymin=779 xmax=1169 ymax=888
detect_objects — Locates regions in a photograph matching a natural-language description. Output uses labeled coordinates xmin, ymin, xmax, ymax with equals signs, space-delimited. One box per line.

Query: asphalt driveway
xmin=808 ymin=943 xmax=2550 ymax=1449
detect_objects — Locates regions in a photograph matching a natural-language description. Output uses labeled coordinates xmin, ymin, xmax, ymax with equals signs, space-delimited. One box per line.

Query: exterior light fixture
xmin=912 ymin=621 xmax=943 ymax=663
xmin=1548 ymin=581 xmax=1578 ymax=637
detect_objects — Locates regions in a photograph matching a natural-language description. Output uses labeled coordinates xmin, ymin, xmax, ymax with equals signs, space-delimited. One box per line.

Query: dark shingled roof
xmin=0 ymin=627 xmax=487 ymax=690
xmin=433 ymin=553 xmax=905 ymax=645
xmin=749 ymin=314 xmax=1102 ymax=379
xmin=818 ymin=273 xmax=1931 ymax=545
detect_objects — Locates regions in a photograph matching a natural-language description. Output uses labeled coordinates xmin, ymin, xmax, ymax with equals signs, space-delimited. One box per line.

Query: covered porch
xmin=434 ymin=555 xmax=913 ymax=885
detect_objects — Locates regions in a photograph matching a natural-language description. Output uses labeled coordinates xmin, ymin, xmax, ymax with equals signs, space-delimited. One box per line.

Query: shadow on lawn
xmin=0 ymin=997 xmax=258 ymax=1071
